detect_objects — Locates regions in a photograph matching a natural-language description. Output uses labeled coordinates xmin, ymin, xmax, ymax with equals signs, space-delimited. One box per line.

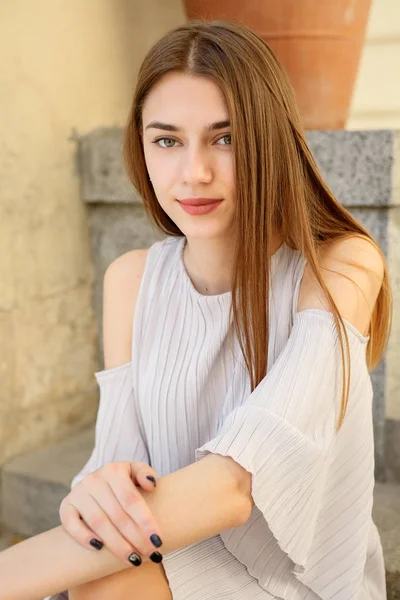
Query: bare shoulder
xmin=102 ymin=248 xmax=149 ymax=369
xmin=297 ymin=235 xmax=385 ymax=336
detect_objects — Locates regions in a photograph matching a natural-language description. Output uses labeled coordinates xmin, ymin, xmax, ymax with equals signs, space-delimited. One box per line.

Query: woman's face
xmin=141 ymin=72 xmax=236 ymax=240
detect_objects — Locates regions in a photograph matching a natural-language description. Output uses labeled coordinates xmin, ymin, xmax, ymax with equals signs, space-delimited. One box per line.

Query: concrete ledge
xmin=306 ymin=130 xmax=397 ymax=207
xmin=79 ymin=127 xmax=141 ymax=204
xmin=372 ymin=482 xmax=400 ymax=577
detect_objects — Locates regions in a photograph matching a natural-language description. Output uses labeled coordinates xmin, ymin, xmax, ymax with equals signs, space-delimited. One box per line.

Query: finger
xmin=72 ymin=490 xmax=144 ymax=567
xmin=128 ymin=462 xmax=158 ymax=491
xmin=134 ymin=463 xmax=158 ymax=491
xmin=60 ymin=500 xmax=105 ymax=551
xmin=103 ymin=472 xmax=162 ymax=557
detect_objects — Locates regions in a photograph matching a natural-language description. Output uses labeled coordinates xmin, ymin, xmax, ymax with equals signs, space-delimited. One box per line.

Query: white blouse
xmin=44 ymin=235 xmax=386 ymax=600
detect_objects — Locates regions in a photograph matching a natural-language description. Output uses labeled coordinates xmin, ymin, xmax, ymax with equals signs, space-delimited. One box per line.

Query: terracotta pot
xmin=182 ymin=0 xmax=372 ymax=130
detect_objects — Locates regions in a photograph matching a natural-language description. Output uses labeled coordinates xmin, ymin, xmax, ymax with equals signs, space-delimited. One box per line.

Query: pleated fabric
xmin=69 ymin=362 xmax=150 ymax=489
xmin=44 ymin=235 xmax=386 ymax=600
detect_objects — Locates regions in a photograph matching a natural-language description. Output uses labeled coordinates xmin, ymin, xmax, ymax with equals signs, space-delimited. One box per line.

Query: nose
xmin=181 ymin=143 xmax=213 ymax=185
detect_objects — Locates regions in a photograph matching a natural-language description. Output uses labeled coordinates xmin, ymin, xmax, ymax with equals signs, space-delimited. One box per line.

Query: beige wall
xmin=0 ymin=0 xmax=186 ymax=464
xmin=0 ymin=0 xmax=398 ymax=465
xmin=348 ymin=0 xmax=400 ymax=129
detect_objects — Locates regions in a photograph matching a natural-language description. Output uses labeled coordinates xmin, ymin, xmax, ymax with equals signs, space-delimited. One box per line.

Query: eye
xmin=216 ymin=134 xmax=231 ymax=145
xmin=151 ymin=134 xmax=231 ymax=148
xmin=152 ymin=137 xmax=180 ymax=148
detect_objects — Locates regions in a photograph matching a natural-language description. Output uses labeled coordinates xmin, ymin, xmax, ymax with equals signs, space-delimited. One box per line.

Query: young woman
xmin=0 ymin=19 xmax=391 ymax=600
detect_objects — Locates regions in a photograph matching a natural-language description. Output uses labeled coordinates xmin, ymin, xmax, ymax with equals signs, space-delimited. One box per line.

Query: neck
xmin=183 ymin=232 xmax=283 ymax=296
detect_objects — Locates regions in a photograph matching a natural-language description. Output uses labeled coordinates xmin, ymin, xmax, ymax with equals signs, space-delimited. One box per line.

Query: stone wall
xmin=0 ymin=0 xmax=185 ymax=465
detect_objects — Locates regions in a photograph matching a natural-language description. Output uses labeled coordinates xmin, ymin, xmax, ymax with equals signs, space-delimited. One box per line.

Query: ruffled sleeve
xmin=70 ymin=360 xmax=150 ymax=488
xmin=42 ymin=362 xmax=149 ymax=600
xmin=195 ymin=308 xmax=374 ymax=599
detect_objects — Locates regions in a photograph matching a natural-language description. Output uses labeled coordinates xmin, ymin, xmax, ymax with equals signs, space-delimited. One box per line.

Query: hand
xmin=59 ymin=461 xmax=163 ymax=567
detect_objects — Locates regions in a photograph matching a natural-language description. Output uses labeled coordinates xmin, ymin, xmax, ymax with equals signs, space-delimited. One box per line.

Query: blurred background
xmin=0 ymin=0 xmax=399 ymax=594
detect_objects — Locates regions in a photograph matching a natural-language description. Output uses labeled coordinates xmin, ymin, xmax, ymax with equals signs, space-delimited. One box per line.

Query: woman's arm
xmin=0 ymin=453 xmax=251 ymax=600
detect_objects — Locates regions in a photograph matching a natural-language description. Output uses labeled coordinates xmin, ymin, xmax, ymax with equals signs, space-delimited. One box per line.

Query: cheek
xmin=149 ymin=177 xmax=174 ymax=213
xmin=150 ymin=169 xmax=175 ymax=198
xmin=219 ymin=151 xmax=234 ymax=175
xmin=143 ymin=147 xmax=152 ymax=177
xmin=145 ymin=152 xmax=174 ymax=186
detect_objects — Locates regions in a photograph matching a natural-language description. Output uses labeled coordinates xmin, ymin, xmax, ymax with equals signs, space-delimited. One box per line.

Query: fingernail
xmin=150 ymin=533 xmax=162 ymax=548
xmin=128 ymin=552 xmax=142 ymax=567
xmin=146 ymin=475 xmax=156 ymax=486
xmin=89 ymin=538 xmax=103 ymax=550
xmin=150 ymin=551 xmax=163 ymax=563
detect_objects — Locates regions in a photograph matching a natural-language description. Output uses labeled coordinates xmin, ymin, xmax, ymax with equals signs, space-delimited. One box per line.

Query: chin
xmin=180 ymin=220 xmax=233 ymax=241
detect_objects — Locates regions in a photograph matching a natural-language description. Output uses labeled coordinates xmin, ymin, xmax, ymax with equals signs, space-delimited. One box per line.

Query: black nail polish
xmin=128 ymin=552 xmax=142 ymax=567
xmin=89 ymin=538 xmax=103 ymax=550
xmin=150 ymin=551 xmax=163 ymax=563
xmin=146 ymin=475 xmax=157 ymax=486
xmin=150 ymin=533 xmax=162 ymax=548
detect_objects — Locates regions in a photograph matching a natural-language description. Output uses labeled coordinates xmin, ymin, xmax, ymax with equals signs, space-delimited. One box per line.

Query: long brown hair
xmin=123 ymin=19 xmax=392 ymax=432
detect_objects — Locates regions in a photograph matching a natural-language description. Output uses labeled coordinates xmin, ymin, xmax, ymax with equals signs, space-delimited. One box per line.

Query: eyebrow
xmin=144 ymin=120 xmax=230 ymax=132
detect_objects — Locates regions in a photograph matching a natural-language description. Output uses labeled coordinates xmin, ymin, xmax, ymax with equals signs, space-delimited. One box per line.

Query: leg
xmin=69 ymin=560 xmax=172 ymax=600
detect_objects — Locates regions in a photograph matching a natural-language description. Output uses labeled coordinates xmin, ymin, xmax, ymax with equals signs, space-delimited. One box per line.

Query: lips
xmin=178 ymin=199 xmax=223 ymax=216
xmin=178 ymin=198 xmax=222 ymax=206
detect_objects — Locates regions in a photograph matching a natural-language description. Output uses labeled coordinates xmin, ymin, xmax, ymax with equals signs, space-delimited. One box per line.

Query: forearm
xmin=143 ymin=453 xmax=253 ymax=553
xmin=0 ymin=454 xmax=252 ymax=600
xmin=0 ymin=525 xmax=126 ymax=600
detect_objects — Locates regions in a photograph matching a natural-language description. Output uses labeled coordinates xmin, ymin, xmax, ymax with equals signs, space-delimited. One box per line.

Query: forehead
xmin=142 ymin=72 xmax=228 ymax=123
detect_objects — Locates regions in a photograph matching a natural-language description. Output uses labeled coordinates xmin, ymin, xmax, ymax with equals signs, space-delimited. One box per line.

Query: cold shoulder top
xmin=45 ymin=235 xmax=386 ymax=600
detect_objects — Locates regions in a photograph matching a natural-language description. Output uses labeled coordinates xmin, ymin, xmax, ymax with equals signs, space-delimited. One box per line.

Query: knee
xmin=68 ymin=579 xmax=104 ymax=600
xmin=68 ymin=572 xmax=124 ymax=600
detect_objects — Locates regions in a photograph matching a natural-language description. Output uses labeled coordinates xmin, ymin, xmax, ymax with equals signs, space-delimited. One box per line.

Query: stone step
xmin=0 ymin=428 xmax=399 ymax=595
xmin=0 ymin=427 xmax=94 ymax=536
xmin=372 ymin=481 xmax=400 ymax=598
